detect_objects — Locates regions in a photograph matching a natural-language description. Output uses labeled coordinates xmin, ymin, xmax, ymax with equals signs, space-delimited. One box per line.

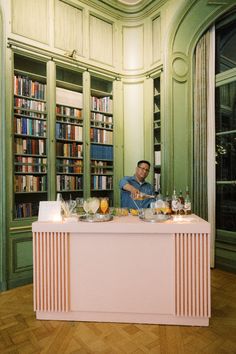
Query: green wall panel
xmin=172 ymin=80 xmax=189 ymax=192
xmin=8 ymin=232 xmax=33 ymax=289
xmin=14 ymin=238 xmax=33 ymax=271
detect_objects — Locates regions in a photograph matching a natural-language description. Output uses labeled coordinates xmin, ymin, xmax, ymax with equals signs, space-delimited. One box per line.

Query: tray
xmin=79 ymin=214 xmax=113 ymax=222
xmin=139 ymin=214 xmax=171 ymax=223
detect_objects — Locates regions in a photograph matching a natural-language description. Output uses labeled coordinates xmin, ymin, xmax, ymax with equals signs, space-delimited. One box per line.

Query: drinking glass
xmin=100 ymin=198 xmax=109 ymax=214
xmin=76 ymin=198 xmax=84 ymax=214
xmin=90 ymin=198 xmax=100 ymax=214
xmin=83 ymin=200 xmax=90 ymax=216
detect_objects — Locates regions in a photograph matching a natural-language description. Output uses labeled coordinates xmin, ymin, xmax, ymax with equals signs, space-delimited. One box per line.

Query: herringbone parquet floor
xmin=0 ymin=268 xmax=236 ymax=354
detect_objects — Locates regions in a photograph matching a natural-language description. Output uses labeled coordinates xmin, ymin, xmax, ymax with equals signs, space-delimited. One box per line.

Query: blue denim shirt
xmin=119 ymin=175 xmax=155 ymax=209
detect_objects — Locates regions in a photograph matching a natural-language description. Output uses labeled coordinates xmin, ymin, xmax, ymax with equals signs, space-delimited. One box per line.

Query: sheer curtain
xmin=193 ymin=26 xmax=215 ymax=267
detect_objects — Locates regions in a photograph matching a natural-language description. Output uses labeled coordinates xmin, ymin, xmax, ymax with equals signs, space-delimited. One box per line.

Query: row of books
xmin=14 ymin=97 xmax=46 ymax=112
xmin=57 ymin=175 xmax=83 ymax=191
xmin=15 ymin=156 xmax=47 ymax=173
xmin=14 ymin=175 xmax=47 ymax=192
xmin=90 ymin=128 xmax=113 ymax=144
xmin=15 ymin=138 xmax=46 ymax=155
xmin=15 ymin=117 xmax=46 ymax=137
xmin=56 ymin=123 xmax=83 ymax=141
xmin=15 ymin=202 xmax=39 ymax=218
xmin=91 ymin=96 xmax=112 ymax=113
xmin=57 ymin=159 xmax=83 ymax=174
xmin=91 ymin=175 xmax=113 ymax=190
xmin=91 ymin=144 xmax=113 ymax=160
xmin=56 ymin=142 xmax=83 ymax=158
xmin=56 ymin=105 xmax=82 ymax=119
xmin=91 ymin=160 xmax=113 ymax=174
xmin=14 ymin=75 xmax=46 ymax=100
xmin=91 ymin=112 xmax=113 ymax=125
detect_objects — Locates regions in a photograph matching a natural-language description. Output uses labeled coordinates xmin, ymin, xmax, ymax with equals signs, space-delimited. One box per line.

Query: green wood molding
xmin=47 ymin=60 xmax=57 ymax=200
xmin=113 ymin=79 xmax=124 ymax=206
xmin=83 ymin=70 xmax=91 ymax=199
xmin=0 ymin=5 xmax=6 ymax=291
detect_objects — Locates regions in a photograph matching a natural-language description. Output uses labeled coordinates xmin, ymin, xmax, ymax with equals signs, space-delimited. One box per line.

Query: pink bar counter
xmin=32 ymin=214 xmax=211 ymax=326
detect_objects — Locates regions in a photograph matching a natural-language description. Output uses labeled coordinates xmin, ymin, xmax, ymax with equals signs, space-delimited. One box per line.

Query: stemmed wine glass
xmin=83 ymin=200 xmax=90 ymax=217
xmin=83 ymin=198 xmax=100 ymax=218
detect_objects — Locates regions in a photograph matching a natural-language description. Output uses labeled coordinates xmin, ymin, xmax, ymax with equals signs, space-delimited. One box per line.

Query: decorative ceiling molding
xmin=79 ymin=0 xmax=167 ymax=17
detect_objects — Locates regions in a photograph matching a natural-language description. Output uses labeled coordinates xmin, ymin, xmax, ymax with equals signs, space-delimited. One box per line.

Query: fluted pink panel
xmin=33 ymin=232 xmax=69 ymax=312
xmin=175 ymin=233 xmax=210 ymax=318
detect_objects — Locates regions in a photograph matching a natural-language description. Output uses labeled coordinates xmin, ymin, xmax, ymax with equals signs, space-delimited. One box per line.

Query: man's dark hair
xmin=137 ymin=160 xmax=151 ymax=168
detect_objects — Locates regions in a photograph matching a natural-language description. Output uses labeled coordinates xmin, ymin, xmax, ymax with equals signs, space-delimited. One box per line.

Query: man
xmin=119 ymin=160 xmax=155 ymax=209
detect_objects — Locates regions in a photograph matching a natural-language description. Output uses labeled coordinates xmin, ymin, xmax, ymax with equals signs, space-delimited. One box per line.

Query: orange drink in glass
xmin=100 ymin=198 xmax=109 ymax=214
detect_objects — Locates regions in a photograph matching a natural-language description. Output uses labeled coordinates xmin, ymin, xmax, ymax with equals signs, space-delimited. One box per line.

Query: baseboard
xmin=7 ymin=276 xmax=33 ymax=290
xmin=215 ymin=259 xmax=236 ymax=274
xmin=0 ymin=280 xmax=7 ymax=292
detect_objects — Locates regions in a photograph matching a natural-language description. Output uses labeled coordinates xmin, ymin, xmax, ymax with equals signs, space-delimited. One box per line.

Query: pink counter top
xmin=32 ymin=213 xmax=210 ymax=234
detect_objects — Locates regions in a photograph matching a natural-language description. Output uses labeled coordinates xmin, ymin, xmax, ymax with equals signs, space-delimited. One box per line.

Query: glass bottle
xmin=184 ymin=187 xmax=192 ymax=215
xmin=164 ymin=190 xmax=172 ymax=215
xmin=178 ymin=190 xmax=185 ymax=215
xmin=165 ymin=191 xmax=171 ymax=208
xmin=171 ymin=188 xmax=179 ymax=214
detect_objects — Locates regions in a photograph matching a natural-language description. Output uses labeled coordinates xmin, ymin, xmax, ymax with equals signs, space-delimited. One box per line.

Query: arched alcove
xmin=165 ymin=0 xmax=236 ymax=268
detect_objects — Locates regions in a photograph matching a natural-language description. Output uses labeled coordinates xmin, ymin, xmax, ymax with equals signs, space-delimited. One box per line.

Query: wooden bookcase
xmin=90 ymin=75 xmax=114 ymax=205
xmin=55 ymin=66 xmax=84 ymax=200
xmin=11 ymin=53 xmax=116 ymax=221
xmin=153 ymin=77 xmax=161 ymax=193
xmin=13 ymin=54 xmax=48 ymax=219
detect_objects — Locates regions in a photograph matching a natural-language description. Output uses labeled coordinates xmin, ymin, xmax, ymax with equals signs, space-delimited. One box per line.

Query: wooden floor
xmin=0 ymin=268 xmax=236 ymax=354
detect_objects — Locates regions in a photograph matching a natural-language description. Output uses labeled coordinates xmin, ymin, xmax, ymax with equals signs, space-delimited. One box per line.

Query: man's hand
xmin=124 ymin=184 xmax=140 ymax=199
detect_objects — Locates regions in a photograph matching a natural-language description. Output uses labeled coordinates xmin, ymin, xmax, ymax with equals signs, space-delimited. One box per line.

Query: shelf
xmin=15 ymin=191 xmax=47 ymax=194
xmin=91 ymin=89 xmax=112 ymax=97
xmin=14 ymin=69 xmax=46 ymax=82
xmin=14 ymin=133 xmax=46 ymax=139
xmin=56 ymin=118 xmax=83 ymax=125
xmin=91 ymin=109 xmax=113 ymax=115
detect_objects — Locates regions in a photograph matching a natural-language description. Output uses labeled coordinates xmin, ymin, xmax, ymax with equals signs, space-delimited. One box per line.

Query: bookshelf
xmin=13 ymin=54 xmax=48 ymax=219
xmin=90 ymin=76 xmax=114 ymax=205
xmin=11 ymin=55 xmax=117 ymax=220
xmin=153 ymin=77 xmax=161 ymax=193
xmin=56 ymin=67 xmax=83 ymax=200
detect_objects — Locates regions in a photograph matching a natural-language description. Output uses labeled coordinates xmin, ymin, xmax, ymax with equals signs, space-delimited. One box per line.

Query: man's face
xmin=135 ymin=163 xmax=150 ymax=182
